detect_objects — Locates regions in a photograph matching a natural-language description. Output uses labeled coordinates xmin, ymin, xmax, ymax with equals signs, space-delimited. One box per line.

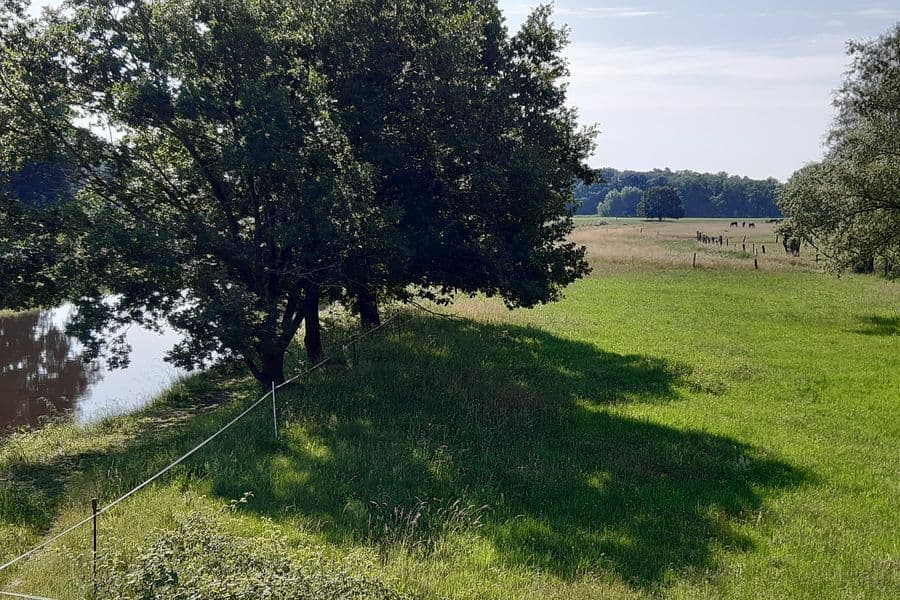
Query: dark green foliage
xmin=576 ymin=168 xmax=782 ymax=218
xmin=779 ymin=24 xmax=900 ymax=274
xmin=0 ymin=0 xmax=595 ymax=385
xmin=598 ymin=185 xmax=642 ymax=217
xmin=638 ymin=186 xmax=684 ymax=221
xmin=315 ymin=1 xmax=597 ymax=310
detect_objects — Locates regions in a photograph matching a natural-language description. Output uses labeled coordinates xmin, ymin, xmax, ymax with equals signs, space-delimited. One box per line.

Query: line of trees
xmin=0 ymin=0 xmax=597 ymax=387
xmin=576 ymin=168 xmax=782 ymax=218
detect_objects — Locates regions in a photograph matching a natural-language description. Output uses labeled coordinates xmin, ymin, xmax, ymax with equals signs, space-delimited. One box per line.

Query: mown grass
xmin=1 ymin=220 xmax=898 ymax=599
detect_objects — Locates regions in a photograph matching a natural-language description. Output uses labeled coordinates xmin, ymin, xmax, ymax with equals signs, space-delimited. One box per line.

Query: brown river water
xmin=0 ymin=306 xmax=186 ymax=434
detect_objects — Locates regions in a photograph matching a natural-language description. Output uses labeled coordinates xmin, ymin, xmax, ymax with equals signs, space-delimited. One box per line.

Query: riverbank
xmin=1 ymin=223 xmax=898 ymax=599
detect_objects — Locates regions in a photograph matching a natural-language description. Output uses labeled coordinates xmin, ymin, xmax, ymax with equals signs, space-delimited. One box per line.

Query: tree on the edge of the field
xmin=314 ymin=1 xmax=597 ymax=325
xmin=638 ymin=186 xmax=684 ymax=221
xmin=778 ymin=24 xmax=900 ymax=275
xmin=1 ymin=0 xmax=596 ymax=386
xmin=1 ymin=0 xmax=379 ymax=385
xmin=598 ymin=186 xmax=642 ymax=217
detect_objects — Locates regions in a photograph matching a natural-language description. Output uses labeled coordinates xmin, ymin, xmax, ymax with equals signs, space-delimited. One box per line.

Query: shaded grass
xmin=854 ymin=315 xmax=900 ymax=337
xmin=1 ymin=231 xmax=898 ymax=598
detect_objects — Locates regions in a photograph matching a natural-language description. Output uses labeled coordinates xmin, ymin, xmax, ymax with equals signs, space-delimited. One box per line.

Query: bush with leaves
xmin=97 ymin=514 xmax=412 ymax=600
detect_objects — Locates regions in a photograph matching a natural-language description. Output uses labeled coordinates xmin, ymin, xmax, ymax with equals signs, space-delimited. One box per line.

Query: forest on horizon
xmin=575 ymin=168 xmax=782 ymax=218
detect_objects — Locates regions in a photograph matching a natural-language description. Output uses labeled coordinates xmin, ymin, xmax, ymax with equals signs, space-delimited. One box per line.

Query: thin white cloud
xmin=855 ymin=8 xmax=900 ymax=19
xmin=562 ymin=41 xmax=851 ymax=179
xmin=504 ymin=4 xmax=664 ymax=18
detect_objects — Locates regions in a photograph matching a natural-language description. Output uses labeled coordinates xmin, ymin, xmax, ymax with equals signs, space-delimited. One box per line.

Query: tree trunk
xmin=852 ymin=256 xmax=875 ymax=274
xmin=245 ymin=347 xmax=286 ymax=388
xmin=303 ymin=286 xmax=324 ymax=362
xmin=354 ymin=286 xmax=381 ymax=330
xmin=261 ymin=351 xmax=286 ymax=387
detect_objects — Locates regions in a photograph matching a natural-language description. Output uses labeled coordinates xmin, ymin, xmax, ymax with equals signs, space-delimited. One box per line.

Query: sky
xmin=499 ymin=0 xmax=900 ymax=180
xmin=29 ymin=0 xmax=900 ymax=181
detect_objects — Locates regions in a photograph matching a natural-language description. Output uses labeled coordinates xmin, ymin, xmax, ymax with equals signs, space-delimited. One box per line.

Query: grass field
xmin=1 ymin=219 xmax=898 ymax=599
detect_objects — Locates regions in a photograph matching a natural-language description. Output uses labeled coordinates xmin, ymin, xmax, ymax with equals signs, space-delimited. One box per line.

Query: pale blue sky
xmin=500 ymin=1 xmax=900 ymax=180
xmin=31 ymin=0 xmax=900 ymax=180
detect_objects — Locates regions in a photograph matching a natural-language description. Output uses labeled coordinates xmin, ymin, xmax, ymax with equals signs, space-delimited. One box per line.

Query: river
xmin=0 ymin=306 xmax=187 ymax=433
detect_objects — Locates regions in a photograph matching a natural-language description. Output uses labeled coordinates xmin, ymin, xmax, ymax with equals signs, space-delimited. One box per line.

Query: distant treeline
xmin=575 ymin=168 xmax=783 ymax=218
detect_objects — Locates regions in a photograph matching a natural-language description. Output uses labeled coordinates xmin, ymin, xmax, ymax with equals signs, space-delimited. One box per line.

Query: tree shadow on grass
xmin=201 ymin=317 xmax=808 ymax=589
xmin=853 ymin=315 xmax=900 ymax=337
xmin=0 ymin=315 xmax=808 ymax=590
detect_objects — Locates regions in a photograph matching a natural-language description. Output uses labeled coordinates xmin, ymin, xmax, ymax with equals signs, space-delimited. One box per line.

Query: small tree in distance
xmin=638 ymin=186 xmax=685 ymax=221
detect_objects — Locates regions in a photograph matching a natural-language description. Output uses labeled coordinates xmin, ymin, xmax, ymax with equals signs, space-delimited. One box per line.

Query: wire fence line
xmin=0 ymin=310 xmax=407 ymax=598
xmin=0 ymin=591 xmax=58 ymax=600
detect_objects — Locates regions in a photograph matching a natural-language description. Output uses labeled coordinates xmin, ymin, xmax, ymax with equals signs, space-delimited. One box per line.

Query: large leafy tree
xmin=779 ymin=24 xmax=900 ymax=274
xmin=598 ymin=186 xmax=642 ymax=217
xmin=315 ymin=1 xmax=597 ymax=323
xmin=2 ymin=0 xmax=376 ymax=385
xmin=1 ymin=0 xmax=596 ymax=386
xmin=638 ymin=186 xmax=684 ymax=221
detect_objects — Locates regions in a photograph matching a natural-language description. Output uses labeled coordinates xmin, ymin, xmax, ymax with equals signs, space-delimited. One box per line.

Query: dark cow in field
xmin=748 ymin=223 xmax=756 ymax=229
xmin=777 ymin=223 xmax=802 ymax=257
xmin=730 ymin=222 xmax=739 ymax=228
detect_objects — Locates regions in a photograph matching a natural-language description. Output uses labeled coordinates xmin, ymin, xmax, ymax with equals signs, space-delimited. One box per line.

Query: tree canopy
xmin=577 ymin=168 xmax=782 ymax=218
xmin=0 ymin=0 xmax=596 ymax=386
xmin=778 ymin=24 xmax=900 ymax=274
xmin=638 ymin=186 xmax=684 ymax=221
xmin=597 ymin=186 xmax=642 ymax=217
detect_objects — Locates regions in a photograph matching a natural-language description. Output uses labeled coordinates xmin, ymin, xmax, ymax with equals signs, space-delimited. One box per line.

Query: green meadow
xmin=1 ymin=220 xmax=898 ymax=599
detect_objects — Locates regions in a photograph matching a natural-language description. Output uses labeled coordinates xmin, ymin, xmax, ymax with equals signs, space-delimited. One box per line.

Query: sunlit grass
xmin=0 ymin=220 xmax=898 ymax=599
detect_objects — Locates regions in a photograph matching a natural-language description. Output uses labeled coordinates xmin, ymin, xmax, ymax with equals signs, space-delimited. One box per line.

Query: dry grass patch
xmin=570 ymin=220 xmax=816 ymax=273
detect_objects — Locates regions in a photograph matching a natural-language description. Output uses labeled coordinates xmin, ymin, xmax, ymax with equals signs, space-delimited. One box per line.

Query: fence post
xmin=91 ymin=497 xmax=98 ymax=598
xmin=692 ymin=253 xmax=697 ymax=269
xmin=271 ymin=382 xmax=278 ymax=439
xmin=762 ymin=245 xmax=766 ymax=254
xmin=754 ymin=258 xmax=759 ymax=270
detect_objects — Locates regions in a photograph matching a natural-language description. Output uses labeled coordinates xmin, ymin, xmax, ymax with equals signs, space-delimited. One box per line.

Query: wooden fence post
xmin=92 ymin=497 xmax=98 ymax=598
xmin=271 ymin=382 xmax=278 ymax=438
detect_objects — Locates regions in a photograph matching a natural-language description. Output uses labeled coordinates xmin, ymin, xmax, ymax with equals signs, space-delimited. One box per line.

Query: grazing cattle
xmin=777 ymin=223 xmax=802 ymax=257
xmin=742 ymin=221 xmax=746 ymax=228
xmin=784 ymin=238 xmax=801 ymax=256
xmin=730 ymin=222 xmax=739 ymax=228
xmin=748 ymin=223 xmax=756 ymax=229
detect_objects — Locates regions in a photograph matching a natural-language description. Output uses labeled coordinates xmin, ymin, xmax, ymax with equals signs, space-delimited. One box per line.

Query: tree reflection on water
xmin=0 ymin=310 xmax=99 ymax=432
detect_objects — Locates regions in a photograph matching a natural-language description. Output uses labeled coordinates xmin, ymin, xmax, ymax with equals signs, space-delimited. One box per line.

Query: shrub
xmin=99 ymin=515 xmax=411 ymax=599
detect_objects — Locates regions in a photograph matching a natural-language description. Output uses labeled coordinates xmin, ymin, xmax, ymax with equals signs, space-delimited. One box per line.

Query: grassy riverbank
xmin=1 ymin=220 xmax=898 ymax=599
